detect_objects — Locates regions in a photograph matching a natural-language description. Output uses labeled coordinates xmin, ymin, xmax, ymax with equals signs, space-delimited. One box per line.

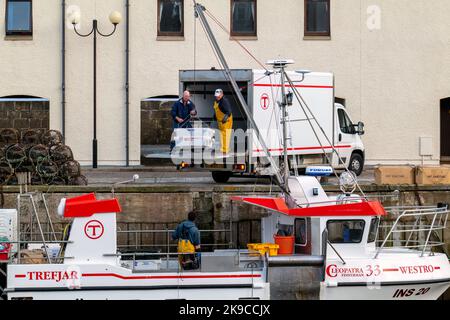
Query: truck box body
xmin=251 ymin=70 xmax=335 ymax=158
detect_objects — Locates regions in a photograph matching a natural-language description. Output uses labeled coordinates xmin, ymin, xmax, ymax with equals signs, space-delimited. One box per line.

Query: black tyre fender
xmin=211 ymin=171 xmax=231 ymax=183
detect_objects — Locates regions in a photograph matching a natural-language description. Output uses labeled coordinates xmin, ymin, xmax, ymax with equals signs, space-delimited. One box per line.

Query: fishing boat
xmin=3 ymin=172 xmax=449 ymax=300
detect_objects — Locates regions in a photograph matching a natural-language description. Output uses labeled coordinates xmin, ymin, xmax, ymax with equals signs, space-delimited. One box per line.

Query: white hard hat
xmin=215 ymin=89 xmax=223 ymax=97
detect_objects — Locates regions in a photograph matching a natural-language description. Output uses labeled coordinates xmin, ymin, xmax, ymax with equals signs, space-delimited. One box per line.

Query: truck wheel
xmin=212 ymin=171 xmax=231 ymax=183
xmin=349 ymin=153 xmax=364 ymax=176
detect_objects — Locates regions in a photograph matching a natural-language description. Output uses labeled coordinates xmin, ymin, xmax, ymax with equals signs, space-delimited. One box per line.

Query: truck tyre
xmin=349 ymin=153 xmax=364 ymax=176
xmin=212 ymin=171 xmax=231 ymax=183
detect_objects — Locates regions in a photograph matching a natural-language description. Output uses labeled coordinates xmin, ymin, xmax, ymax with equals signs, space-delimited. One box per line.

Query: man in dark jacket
xmin=171 ymin=90 xmax=197 ymax=129
xmin=170 ymin=91 xmax=197 ymax=151
xmin=172 ymin=211 xmax=201 ymax=270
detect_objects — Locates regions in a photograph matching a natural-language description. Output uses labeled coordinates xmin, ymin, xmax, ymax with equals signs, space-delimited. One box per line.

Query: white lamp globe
xmin=109 ymin=11 xmax=122 ymax=25
xmin=71 ymin=11 xmax=81 ymax=24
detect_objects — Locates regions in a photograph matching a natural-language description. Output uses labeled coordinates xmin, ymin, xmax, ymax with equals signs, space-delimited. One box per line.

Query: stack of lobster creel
xmin=0 ymin=128 xmax=88 ymax=186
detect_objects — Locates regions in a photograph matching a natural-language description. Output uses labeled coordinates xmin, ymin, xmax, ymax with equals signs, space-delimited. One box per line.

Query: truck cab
xmin=334 ymin=103 xmax=365 ymax=176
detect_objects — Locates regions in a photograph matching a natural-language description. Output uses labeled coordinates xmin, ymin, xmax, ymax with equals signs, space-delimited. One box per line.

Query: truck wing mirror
xmin=357 ymin=122 xmax=365 ymax=135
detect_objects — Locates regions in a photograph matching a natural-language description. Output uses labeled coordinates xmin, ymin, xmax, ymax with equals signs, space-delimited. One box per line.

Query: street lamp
xmin=71 ymin=11 xmax=122 ymax=168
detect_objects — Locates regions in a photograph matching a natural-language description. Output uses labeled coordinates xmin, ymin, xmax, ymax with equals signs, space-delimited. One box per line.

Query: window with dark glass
xmin=158 ymin=0 xmax=183 ymax=36
xmin=305 ymin=0 xmax=330 ymax=36
xmin=295 ymin=218 xmax=307 ymax=245
xmin=368 ymin=217 xmax=379 ymax=243
xmin=6 ymin=0 xmax=33 ymax=36
xmin=338 ymin=109 xmax=355 ymax=134
xmin=231 ymin=0 xmax=256 ymax=36
xmin=327 ymin=220 xmax=365 ymax=244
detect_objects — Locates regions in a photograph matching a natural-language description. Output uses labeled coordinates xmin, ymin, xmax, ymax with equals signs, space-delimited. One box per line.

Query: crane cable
xmin=193 ymin=4 xmax=197 ymax=105
xmin=284 ymin=73 xmax=367 ymax=198
xmin=283 ymin=73 xmax=341 ymax=181
xmin=203 ymin=9 xmax=268 ymax=72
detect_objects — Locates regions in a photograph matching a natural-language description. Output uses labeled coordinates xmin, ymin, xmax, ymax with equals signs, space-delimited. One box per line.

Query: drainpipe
xmin=61 ymin=0 xmax=66 ymax=140
xmin=125 ymin=0 xmax=130 ymax=166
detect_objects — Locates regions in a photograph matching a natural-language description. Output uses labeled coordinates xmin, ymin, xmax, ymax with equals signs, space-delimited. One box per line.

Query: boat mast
xmin=267 ymin=60 xmax=293 ymax=191
xmin=193 ymin=2 xmax=286 ymax=189
xmin=280 ymin=66 xmax=290 ymax=191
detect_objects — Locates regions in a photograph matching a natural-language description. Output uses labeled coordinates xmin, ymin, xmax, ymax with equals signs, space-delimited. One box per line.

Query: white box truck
xmin=173 ymin=69 xmax=365 ymax=183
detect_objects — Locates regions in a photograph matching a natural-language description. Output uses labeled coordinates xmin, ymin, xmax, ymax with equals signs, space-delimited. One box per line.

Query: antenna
xmin=266 ymin=59 xmax=295 ymax=68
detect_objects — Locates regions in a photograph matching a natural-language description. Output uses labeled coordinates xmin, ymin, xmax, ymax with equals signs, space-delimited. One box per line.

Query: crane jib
xmin=193 ymin=2 xmax=286 ymax=191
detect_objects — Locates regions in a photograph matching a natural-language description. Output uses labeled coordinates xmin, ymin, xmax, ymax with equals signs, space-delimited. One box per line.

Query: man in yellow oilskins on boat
xmin=213 ymin=89 xmax=233 ymax=154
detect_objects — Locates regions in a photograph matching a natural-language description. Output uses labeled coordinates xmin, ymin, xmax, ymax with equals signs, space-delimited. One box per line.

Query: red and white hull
xmin=6 ymin=264 xmax=270 ymax=300
xmin=320 ymin=252 xmax=450 ymax=300
xmin=321 ymin=280 xmax=450 ymax=300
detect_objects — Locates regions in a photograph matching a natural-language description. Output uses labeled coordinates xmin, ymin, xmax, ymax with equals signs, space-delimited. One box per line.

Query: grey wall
xmin=0 ymin=101 xmax=49 ymax=134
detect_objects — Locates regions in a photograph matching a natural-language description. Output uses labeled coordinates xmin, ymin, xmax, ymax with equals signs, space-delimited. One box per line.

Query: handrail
xmin=106 ymin=251 xmax=260 ymax=258
xmin=118 ymin=243 xmax=231 ymax=248
xmin=291 ymin=197 xmax=368 ymax=208
xmin=2 ymin=241 xmax=73 ymax=244
xmin=6 ymin=225 xmax=233 ymax=266
xmin=327 ymin=240 xmax=346 ymax=265
xmin=374 ymin=206 xmax=448 ymax=259
xmin=117 ymin=229 xmax=230 ymax=234
xmin=106 ymin=250 xmax=263 ymax=272
xmin=289 ymin=195 xmax=407 ymax=209
xmin=117 ymin=228 xmax=233 ymax=252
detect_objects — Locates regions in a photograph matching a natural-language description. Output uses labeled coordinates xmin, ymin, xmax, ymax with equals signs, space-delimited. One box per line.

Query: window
xmin=304 ymin=0 xmax=330 ymax=36
xmin=231 ymin=0 xmax=256 ymax=37
xmin=158 ymin=0 xmax=183 ymax=37
xmin=338 ymin=109 xmax=355 ymax=134
xmin=276 ymin=224 xmax=293 ymax=237
xmin=368 ymin=217 xmax=379 ymax=243
xmin=5 ymin=0 xmax=33 ymax=36
xmin=327 ymin=220 xmax=365 ymax=244
xmin=295 ymin=218 xmax=307 ymax=246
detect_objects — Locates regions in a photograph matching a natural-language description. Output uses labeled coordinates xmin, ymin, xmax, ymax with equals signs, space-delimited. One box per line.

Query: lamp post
xmin=71 ymin=11 xmax=122 ymax=168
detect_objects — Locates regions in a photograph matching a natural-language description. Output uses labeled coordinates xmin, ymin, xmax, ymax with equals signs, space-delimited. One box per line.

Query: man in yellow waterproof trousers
xmin=213 ymin=89 xmax=233 ymax=154
xmin=172 ymin=211 xmax=201 ymax=270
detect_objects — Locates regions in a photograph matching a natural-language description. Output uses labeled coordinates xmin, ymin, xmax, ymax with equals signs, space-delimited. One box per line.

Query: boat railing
xmin=1 ymin=240 xmax=74 ymax=264
xmin=116 ymin=228 xmax=233 ymax=251
xmin=5 ymin=227 xmax=233 ymax=265
xmin=374 ymin=206 xmax=449 ymax=258
xmin=294 ymin=194 xmax=398 ymax=208
xmin=104 ymin=250 xmax=263 ymax=273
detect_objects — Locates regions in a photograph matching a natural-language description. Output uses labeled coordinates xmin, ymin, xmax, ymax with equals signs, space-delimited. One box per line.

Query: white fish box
xmin=122 ymin=259 xmax=163 ymax=271
xmin=174 ymin=128 xmax=216 ymax=149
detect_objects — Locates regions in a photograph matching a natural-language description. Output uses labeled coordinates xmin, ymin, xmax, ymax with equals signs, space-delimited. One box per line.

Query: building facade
xmin=1 ymin=0 xmax=449 ymax=166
